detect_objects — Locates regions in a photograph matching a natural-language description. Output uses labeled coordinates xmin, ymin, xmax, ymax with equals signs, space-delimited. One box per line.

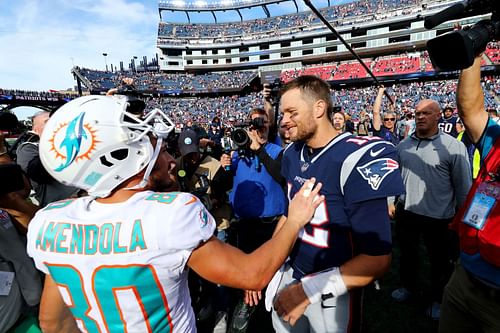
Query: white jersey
xmin=27 ymin=191 xmax=216 ymax=333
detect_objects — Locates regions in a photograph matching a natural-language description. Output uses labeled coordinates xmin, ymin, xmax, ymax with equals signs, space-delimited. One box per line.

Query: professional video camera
xmin=268 ymin=78 xmax=283 ymax=103
xmin=230 ymin=117 xmax=266 ymax=150
xmin=426 ymin=0 xmax=500 ymax=71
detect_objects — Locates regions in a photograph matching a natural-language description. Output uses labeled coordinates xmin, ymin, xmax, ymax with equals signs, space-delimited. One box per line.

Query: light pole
xmin=102 ymin=53 xmax=108 ymax=71
xmin=133 ymin=56 xmax=138 ymax=73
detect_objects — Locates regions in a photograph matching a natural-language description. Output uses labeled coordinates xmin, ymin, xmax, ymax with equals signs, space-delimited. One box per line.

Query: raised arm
xmin=457 ymin=56 xmax=488 ymax=143
xmin=372 ymin=87 xmax=385 ymax=131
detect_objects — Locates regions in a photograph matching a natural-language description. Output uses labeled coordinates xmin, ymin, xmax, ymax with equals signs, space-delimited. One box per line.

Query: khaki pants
xmin=440 ymin=263 xmax=500 ymax=333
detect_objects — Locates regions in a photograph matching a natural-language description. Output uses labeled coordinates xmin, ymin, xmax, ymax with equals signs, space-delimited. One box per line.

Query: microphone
xmin=424 ymin=2 xmax=466 ymax=29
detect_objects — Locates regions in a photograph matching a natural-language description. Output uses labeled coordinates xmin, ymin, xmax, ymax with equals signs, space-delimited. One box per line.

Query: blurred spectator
xmin=332 ymin=110 xmax=346 ymax=133
xmin=439 ymin=106 xmax=459 ymax=138
xmin=16 ymin=111 xmax=78 ymax=207
xmin=488 ymin=108 xmax=500 ymax=124
xmin=357 ymin=112 xmax=373 ymax=136
xmin=373 ymin=87 xmax=399 ymax=145
xmin=392 ymin=99 xmax=471 ymax=320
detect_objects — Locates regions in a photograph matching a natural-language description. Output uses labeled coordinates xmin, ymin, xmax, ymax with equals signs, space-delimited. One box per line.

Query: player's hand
xmin=388 ymin=202 xmax=396 ymax=219
xmin=274 ymin=282 xmax=310 ymax=326
xmin=248 ymin=129 xmax=261 ymax=151
xmin=244 ymin=290 xmax=261 ymax=306
xmin=220 ymin=153 xmax=231 ymax=169
xmin=287 ymin=178 xmax=324 ymax=229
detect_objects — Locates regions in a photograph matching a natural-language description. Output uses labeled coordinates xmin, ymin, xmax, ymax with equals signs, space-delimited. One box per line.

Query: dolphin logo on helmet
xmin=55 ymin=112 xmax=88 ymax=172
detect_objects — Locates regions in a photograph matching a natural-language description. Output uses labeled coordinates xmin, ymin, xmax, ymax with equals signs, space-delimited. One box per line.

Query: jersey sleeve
xmin=158 ymin=193 xmax=216 ymax=253
xmin=346 ymin=198 xmax=392 ymax=256
xmin=477 ymin=119 xmax=500 ymax=159
xmin=343 ymin=142 xmax=405 ymax=205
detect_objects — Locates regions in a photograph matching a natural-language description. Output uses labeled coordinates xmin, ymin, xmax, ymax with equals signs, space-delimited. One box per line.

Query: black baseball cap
xmin=178 ymin=130 xmax=199 ymax=156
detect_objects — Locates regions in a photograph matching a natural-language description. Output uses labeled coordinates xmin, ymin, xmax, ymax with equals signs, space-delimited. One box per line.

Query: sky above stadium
xmin=0 ymin=0 xmax=351 ymax=118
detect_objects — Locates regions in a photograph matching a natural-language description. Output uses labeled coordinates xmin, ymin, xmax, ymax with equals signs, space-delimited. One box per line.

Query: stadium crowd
xmin=74 ymin=43 xmax=500 ymax=93
xmin=158 ymin=0 xmax=422 ymax=44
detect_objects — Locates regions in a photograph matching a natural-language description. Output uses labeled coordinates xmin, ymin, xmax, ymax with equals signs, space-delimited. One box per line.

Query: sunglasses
xmin=384 ymin=118 xmax=396 ymax=121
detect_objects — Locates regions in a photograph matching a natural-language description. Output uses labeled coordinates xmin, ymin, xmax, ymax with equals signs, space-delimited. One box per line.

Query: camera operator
xmin=220 ymin=107 xmax=286 ymax=333
xmin=439 ymin=56 xmax=500 ymax=333
xmin=16 ymin=111 xmax=78 ymax=207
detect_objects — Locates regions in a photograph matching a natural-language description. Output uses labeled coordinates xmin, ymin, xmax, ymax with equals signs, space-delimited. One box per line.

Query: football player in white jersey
xmin=26 ymin=95 xmax=324 ymax=333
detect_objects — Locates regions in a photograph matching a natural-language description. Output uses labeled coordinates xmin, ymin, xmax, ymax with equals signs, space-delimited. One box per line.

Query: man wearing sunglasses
xmin=372 ymin=87 xmax=400 ymax=145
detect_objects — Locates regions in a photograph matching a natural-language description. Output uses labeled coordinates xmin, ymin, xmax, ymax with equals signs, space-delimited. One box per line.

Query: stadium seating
xmin=158 ymin=0 xmax=421 ymax=44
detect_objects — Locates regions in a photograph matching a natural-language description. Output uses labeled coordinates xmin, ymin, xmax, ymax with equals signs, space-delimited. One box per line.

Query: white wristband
xmin=301 ymin=267 xmax=348 ymax=304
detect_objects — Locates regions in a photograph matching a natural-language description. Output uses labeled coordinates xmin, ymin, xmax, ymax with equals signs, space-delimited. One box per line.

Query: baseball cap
xmin=178 ymin=130 xmax=199 ymax=156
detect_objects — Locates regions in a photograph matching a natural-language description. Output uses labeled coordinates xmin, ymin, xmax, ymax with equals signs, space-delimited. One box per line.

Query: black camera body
xmin=426 ymin=0 xmax=500 ymax=71
xmin=269 ymin=78 xmax=283 ymax=100
xmin=191 ymin=173 xmax=212 ymax=211
xmin=230 ymin=117 xmax=266 ymax=150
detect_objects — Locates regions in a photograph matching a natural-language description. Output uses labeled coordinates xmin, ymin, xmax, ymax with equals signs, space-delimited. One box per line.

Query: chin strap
xmin=124 ymin=136 xmax=163 ymax=191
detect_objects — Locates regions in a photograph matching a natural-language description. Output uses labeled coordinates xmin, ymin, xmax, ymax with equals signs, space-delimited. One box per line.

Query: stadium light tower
xmin=102 ymin=52 xmax=108 ymax=72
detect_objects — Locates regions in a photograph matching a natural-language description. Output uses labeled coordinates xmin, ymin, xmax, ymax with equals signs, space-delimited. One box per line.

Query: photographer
xmin=220 ymin=107 xmax=286 ymax=333
xmin=439 ymin=56 xmax=500 ymax=332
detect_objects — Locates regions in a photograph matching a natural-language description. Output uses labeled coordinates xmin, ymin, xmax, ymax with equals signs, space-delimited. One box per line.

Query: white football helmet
xmin=40 ymin=95 xmax=174 ymax=198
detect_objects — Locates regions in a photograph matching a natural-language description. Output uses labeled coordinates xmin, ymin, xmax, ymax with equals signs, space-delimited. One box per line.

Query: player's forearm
xmin=300 ymin=254 xmax=390 ymax=304
xmin=339 ymin=254 xmax=391 ymax=289
xmin=457 ymin=57 xmax=487 ymax=143
xmin=243 ymin=217 xmax=303 ymax=290
xmin=272 ymin=215 xmax=287 ymax=237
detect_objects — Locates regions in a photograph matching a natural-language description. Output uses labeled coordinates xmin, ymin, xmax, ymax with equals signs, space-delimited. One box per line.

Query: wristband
xmin=301 ymin=267 xmax=348 ymax=304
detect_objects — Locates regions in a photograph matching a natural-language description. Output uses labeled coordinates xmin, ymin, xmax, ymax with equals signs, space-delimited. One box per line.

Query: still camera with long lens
xmin=230 ymin=117 xmax=266 ymax=153
xmin=426 ymin=0 xmax=500 ymax=71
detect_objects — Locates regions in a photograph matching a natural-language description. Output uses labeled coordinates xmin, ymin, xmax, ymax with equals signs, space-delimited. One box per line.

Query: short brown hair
xmin=280 ymin=75 xmax=333 ymax=122
xmin=248 ymin=107 xmax=267 ymax=120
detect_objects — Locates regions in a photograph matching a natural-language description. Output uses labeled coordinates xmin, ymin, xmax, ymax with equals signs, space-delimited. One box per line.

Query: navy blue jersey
xmin=438 ymin=116 xmax=459 ymax=138
xmin=282 ymin=133 xmax=405 ymax=278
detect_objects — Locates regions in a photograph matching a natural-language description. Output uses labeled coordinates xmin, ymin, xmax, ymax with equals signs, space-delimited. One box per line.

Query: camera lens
xmin=231 ymin=128 xmax=249 ymax=147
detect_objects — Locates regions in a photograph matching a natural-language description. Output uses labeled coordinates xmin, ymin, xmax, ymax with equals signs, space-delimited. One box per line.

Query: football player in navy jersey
xmin=266 ymin=76 xmax=405 ymax=333
xmin=438 ymin=106 xmax=459 ymax=138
